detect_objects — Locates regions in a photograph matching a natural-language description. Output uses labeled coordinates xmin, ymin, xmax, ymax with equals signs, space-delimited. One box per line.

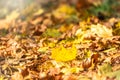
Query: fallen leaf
xmin=11 ymin=72 xmax=24 ymax=80
xmin=33 ymin=8 xmax=44 ymax=16
xmin=38 ymin=47 xmax=49 ymax=53
xmin=106 ymin=70 xmax=120 ymax=80
xmin=98 ymin=63 xmax=112 ymax=75
xmin=90 ymin=24 xmax=113 ymax=38
xmin=43 ymin=28 xmax=61 ymax=38
xmin=51 ymin=45 xmax=77 ymax=62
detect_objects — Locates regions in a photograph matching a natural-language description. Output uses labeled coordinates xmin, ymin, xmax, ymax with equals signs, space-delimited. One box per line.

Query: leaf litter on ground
xmin=0 ymin=0 xmax=120 ymax=80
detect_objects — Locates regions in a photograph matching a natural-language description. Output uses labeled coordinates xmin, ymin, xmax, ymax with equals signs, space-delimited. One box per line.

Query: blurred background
xmin=0 ymin=0 xmax=120 ymax=19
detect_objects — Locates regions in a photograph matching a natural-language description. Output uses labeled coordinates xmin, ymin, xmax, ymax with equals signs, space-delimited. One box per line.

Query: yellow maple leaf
xmin=51 ymin=45 xmax=77 ymax=62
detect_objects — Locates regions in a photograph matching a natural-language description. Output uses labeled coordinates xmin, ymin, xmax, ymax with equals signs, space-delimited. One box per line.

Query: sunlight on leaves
xmin=76 ymin=23 xmax=113 ymax=38
xmin=75 ymin=29 xmax=91 ymax=43
xmin=6 ymin=10 xmax=19 ymax=21
xmin=33 ymin=8 xmax=44 ymax=16
xmin=103 ymin=48 xmax=116 ymax=53
xmin=90 ymin=24 xmax=113 ymax=37
xmin=51 ymin=45 xmax=77 ymax=62
xmin=38 ymin=47 xmax=49 ymax=53
xmin=75 ymin=29 xmax=83 ymax=37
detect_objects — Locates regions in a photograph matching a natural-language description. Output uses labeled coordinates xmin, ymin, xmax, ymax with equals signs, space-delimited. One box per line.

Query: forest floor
xmin=0 ymin=1 xmax=120 ymax=80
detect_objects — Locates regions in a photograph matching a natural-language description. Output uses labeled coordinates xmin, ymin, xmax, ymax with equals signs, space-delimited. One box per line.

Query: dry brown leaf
xmin=11 ymin=72 xmax=24 ymax=80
